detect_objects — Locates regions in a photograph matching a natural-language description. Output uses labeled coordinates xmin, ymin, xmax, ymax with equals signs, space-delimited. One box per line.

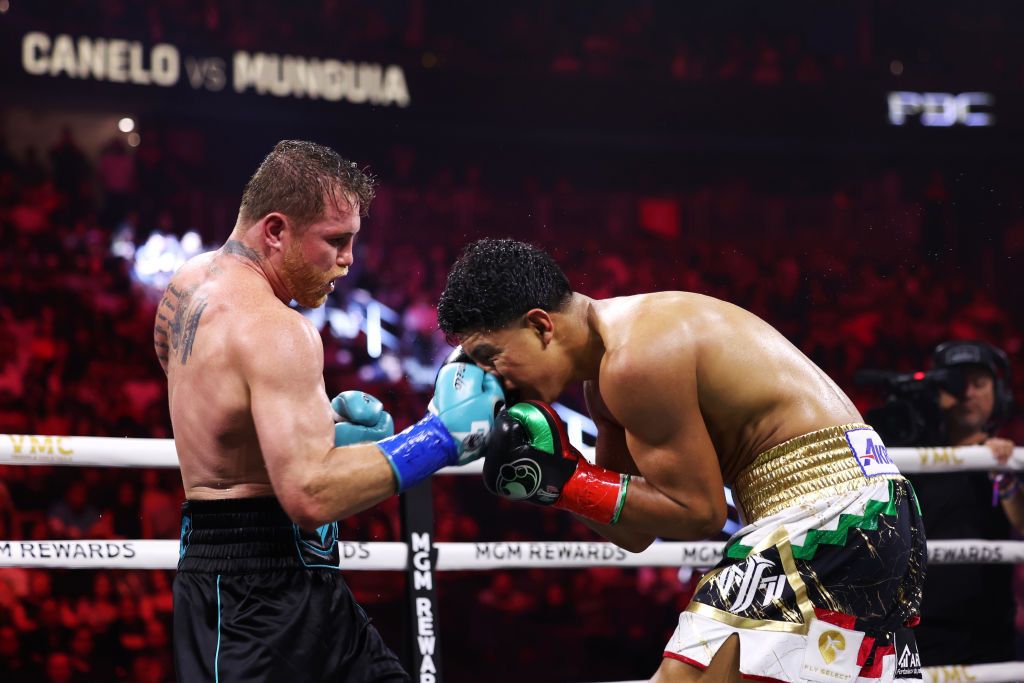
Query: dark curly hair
xmin=438 ymin=238 xmax=572 ymax=337
xmin=239 ymin=140 xmax=376 ymax=228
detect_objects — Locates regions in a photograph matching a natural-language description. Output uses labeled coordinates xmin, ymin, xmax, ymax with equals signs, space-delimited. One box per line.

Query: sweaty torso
xmin=589 ymin=292 xmax=862 ymax=484
xmin=154 ymin=249 xmax=299 ymax=499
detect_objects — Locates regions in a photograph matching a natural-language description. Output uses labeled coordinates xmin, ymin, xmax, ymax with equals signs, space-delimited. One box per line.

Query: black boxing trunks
xmin=174 ymin=497 xmax=409 ymax=683
xmin=666 ymin=424 xmax=927 ymax=682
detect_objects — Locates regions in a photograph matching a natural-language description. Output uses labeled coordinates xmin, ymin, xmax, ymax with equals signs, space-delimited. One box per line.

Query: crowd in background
xmin=1 ymin=113 xmax=1023 ymax=681
xmin=1 ymin=0 xmax=1023 ymax=679
xmin=0 ymin=111 xmax=1019 ymax=679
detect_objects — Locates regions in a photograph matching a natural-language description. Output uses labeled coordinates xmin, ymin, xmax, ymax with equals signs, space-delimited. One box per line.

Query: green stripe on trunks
xmin=725 ymin=479 xmax=901 ymax=561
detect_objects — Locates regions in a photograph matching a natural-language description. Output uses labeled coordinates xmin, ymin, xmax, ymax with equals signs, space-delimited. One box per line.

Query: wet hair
xmin=438 ymin=238 xmax=572 ymax=337
xmin=238 ymin=140 xmax=376 ymax=228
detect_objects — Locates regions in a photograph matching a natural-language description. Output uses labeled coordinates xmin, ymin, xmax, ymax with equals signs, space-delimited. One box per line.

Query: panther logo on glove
xmin=496 ymin=458 xmax=543 ymax=500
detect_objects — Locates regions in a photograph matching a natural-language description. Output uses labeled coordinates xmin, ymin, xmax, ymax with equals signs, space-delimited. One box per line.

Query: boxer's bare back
xmin=155 ymin=244 xmax=308 ymax=500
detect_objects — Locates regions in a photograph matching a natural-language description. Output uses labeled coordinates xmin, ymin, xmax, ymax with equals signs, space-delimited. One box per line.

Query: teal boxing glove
xmin=331 ymin=391 xmax=395 ymax=446
xmin=428 ymin=361 xmax=506 ymax=464
xmin=376 ymin=348 xmax=506 ymax=491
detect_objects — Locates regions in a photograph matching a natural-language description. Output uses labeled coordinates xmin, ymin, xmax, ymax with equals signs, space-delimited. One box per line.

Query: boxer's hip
xmin=733 ymin=422 xmax=904 ymax=523
xmin=668 ymin=424 xmax=926 ymax=681
xmin=177 ymin=496 xmax=341 ymax=573
xmin=172 ymin=498 xmax=409 ymax=682
xmin=710 ymin=423 xmax=924 ymax=631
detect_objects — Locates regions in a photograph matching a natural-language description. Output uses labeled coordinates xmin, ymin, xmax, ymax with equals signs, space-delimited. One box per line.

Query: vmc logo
xmin=888 ymin=91 xmax=994 ymax=127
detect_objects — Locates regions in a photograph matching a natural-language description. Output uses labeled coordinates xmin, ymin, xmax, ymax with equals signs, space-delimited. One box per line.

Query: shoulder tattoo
xmin=156 ymin=282 xmax=209 ymax=367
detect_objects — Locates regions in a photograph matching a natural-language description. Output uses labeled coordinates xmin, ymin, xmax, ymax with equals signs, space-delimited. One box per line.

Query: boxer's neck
xmin=566 ymin=293 xmax=604 ymax=382
xmin=221 ymin=225 xmax=292 ymax=305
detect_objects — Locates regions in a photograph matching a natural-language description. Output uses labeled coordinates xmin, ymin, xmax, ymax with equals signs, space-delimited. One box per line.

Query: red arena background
xmin=2 ymin=2 xmax=1024 ymax=682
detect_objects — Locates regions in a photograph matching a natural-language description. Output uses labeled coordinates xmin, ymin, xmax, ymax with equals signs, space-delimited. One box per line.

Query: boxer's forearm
xmin=284 ymin=443 xmax=397 ymax=529
xmin=577 ymin=476 xmax=724 ymax=552
xmin=575 ymin=515 xmax=657 ymax=553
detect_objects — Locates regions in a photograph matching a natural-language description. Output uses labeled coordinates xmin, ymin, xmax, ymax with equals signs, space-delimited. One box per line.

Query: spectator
xmin=139 ymin=471 xmax=179 ymax=539
xmin=96 ymin=137 xmax=136 ymax=229
xmin=908 ymin=340 xmax=1019 ymax=666
xmin=48 ymin=127 xmax=91 ymax=210
xmin=0 ymin=479 xmax=14 ymax=539
xmin=67 ymin=627 xmax=103 ymax=680
xmin=47 ymin=482 xmax=102 ymax=540
xmin=105 ymin=480 xmax=143 ymax=539
xmin=0 ymin=625 xmax=35 ymax=682
xmin=43 ymin=651 xmax=80 ymax=683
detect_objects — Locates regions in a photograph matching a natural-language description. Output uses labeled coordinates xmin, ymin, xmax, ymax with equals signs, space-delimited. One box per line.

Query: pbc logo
xmin=888 ymin=91 xmax=994 ymax=127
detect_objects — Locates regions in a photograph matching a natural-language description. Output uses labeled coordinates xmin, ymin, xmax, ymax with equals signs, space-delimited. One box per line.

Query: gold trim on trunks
xmin=733 ymin=423 xmax=901 ymax=524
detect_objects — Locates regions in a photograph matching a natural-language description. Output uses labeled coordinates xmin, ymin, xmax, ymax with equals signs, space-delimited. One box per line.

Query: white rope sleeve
xmin=918 ymin=662 xmax=1024 ymax=683
xmin=587 ymin=666 xmax=1024 ymax=683
xmin=2 ymin=433 xmax=1023 ymax=474
xmin=435 ymin=541 xmax=719 ymax=570
xmin=2 ymin=539 xmax=1021 ymax=570
xmin=0 ymin=434 xmax=179 ymax=468
xmin=0 ymin=539 xmax=409 ymax=570
xmin=443 ymin=444 xmax=1024 ymax=474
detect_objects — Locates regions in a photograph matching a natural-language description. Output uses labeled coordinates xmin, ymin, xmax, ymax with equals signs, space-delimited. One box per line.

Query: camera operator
xmin=908 ymin=340 xmax=1019 ymax=666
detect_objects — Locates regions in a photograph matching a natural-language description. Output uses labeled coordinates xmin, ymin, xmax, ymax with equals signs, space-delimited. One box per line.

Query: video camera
xmin=854 ymin=367 xmax=967 ymax=447
xmin=856 ymin=340 xmax=1014 ymax=447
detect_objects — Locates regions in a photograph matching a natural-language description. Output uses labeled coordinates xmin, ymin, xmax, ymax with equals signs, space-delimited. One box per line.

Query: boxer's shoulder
xmin=596 ymin=294 xmax=701 ymax=360
xmin=235 ymin=304 xmax=323 ymax=376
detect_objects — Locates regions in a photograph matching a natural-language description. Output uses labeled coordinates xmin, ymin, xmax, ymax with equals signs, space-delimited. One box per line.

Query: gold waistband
xmin=733 ymin=423 xmax=901 ymax=524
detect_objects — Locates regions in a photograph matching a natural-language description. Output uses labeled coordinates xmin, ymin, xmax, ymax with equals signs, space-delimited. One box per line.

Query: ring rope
xmin=1 ymin=539 xmax=1020 ymax=570
xmin=5 ymin=434 xmax=1023 ymax=681
xmin=1 ymin=433 xmax=1022 ymax=473
xmin=593 ymin=662 xmax=1024 ymax=683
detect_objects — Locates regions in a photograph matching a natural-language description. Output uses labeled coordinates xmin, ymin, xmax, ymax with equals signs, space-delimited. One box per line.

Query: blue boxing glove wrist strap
xmin=377 ymin=413 xmax=459 ymax=492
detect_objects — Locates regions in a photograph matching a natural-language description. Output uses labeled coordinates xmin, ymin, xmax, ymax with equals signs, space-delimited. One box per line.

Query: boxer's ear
xmin=524 ymin=309 xmax=554 ymax=346
xmin=262 ymin=212 xmax=288 ymax=250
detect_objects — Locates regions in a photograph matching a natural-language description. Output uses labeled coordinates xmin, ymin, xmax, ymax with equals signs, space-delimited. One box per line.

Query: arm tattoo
xmin=222 ymin=240 xmax=262 ymax=264
xmin=156 ymin=282 xmax=209 ymax=367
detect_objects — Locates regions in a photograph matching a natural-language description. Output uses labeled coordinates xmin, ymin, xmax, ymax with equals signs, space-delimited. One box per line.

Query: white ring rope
xmin=1 ymin=539 xmax=1021 ymax=570
xmin=2 ymin=433 xmax=1023 ymax=474
xmin=4 ymin=435 xmax=1023 ymax=682
xmin=592 ymin=662 xmax=1024 ymax=683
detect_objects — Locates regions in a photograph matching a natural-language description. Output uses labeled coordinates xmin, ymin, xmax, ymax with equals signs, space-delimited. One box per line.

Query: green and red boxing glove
xmin=482 ymin=401 xmax=630 ymax=525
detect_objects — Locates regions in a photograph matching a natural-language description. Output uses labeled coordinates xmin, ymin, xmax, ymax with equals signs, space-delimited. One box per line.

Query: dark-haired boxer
xmin=439 ymin=238 xmax=926 ymax=683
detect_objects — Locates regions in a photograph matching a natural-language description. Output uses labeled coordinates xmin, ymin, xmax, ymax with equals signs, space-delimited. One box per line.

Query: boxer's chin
xmin=294 ymin=291 xmax=329 ymax=309
xmin=283 ymin=247 xmax=331 ymax=308
xmin=289 ymin=281 xmax=330 ymax=308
